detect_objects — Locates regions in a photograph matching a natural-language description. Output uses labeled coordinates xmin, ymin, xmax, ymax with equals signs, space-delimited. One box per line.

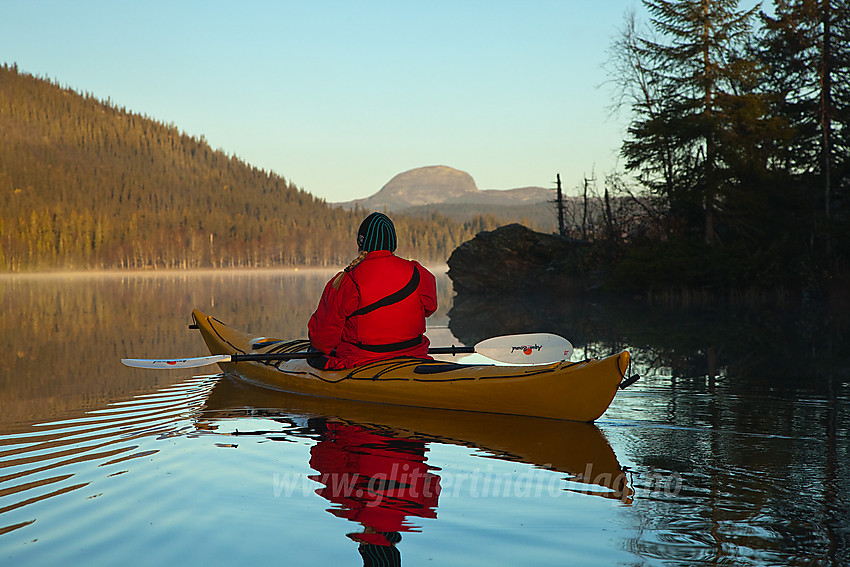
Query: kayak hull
xmin=192 ymin=309 xmax=629 ymax=422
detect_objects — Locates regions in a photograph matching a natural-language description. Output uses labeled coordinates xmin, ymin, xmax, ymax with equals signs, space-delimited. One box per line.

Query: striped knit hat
xmin=357 ymin=212 xmax=397 ymax=252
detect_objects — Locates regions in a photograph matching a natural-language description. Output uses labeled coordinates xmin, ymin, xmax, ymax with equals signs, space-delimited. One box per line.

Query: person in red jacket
xmin=308 ymin=212 xmax=438 ymax=369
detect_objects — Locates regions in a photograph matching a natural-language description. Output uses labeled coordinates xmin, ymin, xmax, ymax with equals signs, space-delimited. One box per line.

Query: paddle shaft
xmin=122 ymin=332 xmax=570 ymax=368
xmin=228 ymin=345 xmax=475 ymax=363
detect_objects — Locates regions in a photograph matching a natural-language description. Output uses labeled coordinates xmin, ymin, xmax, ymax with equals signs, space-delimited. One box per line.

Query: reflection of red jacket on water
xmin=308 ymin=250 xmax=438 ymax=370
xmin=309 ymin=421 xmax=441 ymax=545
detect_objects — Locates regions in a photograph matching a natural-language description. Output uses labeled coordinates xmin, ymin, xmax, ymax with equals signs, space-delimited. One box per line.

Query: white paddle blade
xmin=121 ymin=355 xmax=232 ymax=369
xmin=475 ymin=333 xmax=573 ymax=364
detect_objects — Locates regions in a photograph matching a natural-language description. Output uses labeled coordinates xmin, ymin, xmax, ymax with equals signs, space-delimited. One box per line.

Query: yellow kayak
xmin=192 ymin=309 xmax=631 ymax=422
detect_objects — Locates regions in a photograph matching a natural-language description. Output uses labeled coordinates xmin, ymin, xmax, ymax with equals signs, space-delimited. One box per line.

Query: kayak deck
xmin=192 ymin=309 xmax=630 ymax=422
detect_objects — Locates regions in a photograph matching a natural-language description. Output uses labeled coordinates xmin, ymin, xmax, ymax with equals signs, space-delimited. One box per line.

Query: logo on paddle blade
xmin=511 ymin=344 xmax=542 ymax=356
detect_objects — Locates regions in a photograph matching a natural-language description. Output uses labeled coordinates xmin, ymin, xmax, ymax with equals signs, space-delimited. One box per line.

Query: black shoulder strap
xmin=349 ymin=265 xmax=420 ymax=318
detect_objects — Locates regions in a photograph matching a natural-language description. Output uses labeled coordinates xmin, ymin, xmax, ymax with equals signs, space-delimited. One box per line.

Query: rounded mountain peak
xmin=347 ymin=166 xmax=478 ymax=210
xmin=379 ymin=165 xmax=478 ymax=202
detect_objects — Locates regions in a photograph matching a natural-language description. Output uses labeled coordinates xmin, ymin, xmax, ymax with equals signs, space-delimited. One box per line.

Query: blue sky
xmin=2 ymin=0 xmax=641 ymax=202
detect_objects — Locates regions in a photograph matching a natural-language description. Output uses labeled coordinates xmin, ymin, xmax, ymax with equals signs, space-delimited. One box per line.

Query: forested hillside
xmin=396 ymin=202 xmax=558 ymax=232
xmin=0 ymin=64 xmax=503 ymax=271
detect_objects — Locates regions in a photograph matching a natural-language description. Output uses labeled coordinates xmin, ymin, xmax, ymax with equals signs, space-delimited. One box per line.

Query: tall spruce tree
xmin=613 ymin=0 xmax=762 ymax=245
xmin=758 ymin=0 xmax=850 ymax=265
xmin=834 ymin=2 xmax=850 ymax=195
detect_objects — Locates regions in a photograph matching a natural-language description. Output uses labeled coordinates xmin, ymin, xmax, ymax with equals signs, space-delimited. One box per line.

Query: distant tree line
xmin=595 ymin=0 xmax=850 ymax=294
xmin=0 ymin=64 xmax=504 ymax=271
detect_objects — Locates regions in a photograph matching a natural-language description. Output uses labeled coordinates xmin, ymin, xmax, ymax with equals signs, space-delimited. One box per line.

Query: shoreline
xmin=0 ymin=264 xmax=450 ymax=280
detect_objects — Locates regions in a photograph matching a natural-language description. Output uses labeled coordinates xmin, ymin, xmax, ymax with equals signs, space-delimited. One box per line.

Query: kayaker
xmin=308 ymin=212 xmax=438 ymax=369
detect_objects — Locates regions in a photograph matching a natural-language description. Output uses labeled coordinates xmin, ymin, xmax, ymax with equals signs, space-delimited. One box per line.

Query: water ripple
xmin=0 ymin=375 xmax=217 ymax=536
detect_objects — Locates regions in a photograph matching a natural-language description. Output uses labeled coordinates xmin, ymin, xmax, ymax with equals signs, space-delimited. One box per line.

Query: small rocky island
xmin=447 ymin=224 xmax=590 ymax=295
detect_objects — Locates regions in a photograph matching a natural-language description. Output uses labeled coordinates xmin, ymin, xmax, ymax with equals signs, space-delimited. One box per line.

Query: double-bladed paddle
xmin=121 ymin=332 xmax=574 ymax=369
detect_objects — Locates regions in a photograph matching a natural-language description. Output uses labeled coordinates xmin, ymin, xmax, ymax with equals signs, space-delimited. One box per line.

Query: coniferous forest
xmin=0 ymin=64 xmax=502 ymax=271
xmin=597 ymin=0 xmax=850 ymax=294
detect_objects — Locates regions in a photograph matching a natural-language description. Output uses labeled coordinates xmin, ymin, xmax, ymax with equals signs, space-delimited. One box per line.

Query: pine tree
xmin=758 ymin=0 xmax=850 ymax=263
xmin=612 ymin=0 xmax=762 ymax=244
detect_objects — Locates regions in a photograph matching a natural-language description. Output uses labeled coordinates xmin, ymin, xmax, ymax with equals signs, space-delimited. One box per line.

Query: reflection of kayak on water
xmin=199 ymin=375 xmax=633 ymax=505
xmin=199 ymin=376 xmax=633 ymax=565
xmin=192 ymin=309 xmax=632 ymax=422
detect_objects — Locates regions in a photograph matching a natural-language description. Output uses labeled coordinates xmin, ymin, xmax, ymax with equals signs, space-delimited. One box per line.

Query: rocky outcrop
xmin=447 ymin=223 xmax=589 ymax=295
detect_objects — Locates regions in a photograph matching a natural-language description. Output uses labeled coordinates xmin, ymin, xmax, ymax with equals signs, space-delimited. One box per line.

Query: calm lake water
xmin=1 ymin=269 xmax=849 ymax=566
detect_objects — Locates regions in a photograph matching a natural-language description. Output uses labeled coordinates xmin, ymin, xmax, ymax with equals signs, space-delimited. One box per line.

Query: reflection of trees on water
xmin=449 ymin=292 xmax=850 ymax=564
xmin=448 ymin=293 xmax=850 ymax=389
xmin=0 ymin=271 xmax=452 ymax=429
xmin=0 ymin=272 xmax=328 ymax=428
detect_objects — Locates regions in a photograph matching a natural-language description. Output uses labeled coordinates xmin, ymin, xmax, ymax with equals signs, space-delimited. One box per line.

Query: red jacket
xmin=308 ymin=251 xmax=437 ymax=369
